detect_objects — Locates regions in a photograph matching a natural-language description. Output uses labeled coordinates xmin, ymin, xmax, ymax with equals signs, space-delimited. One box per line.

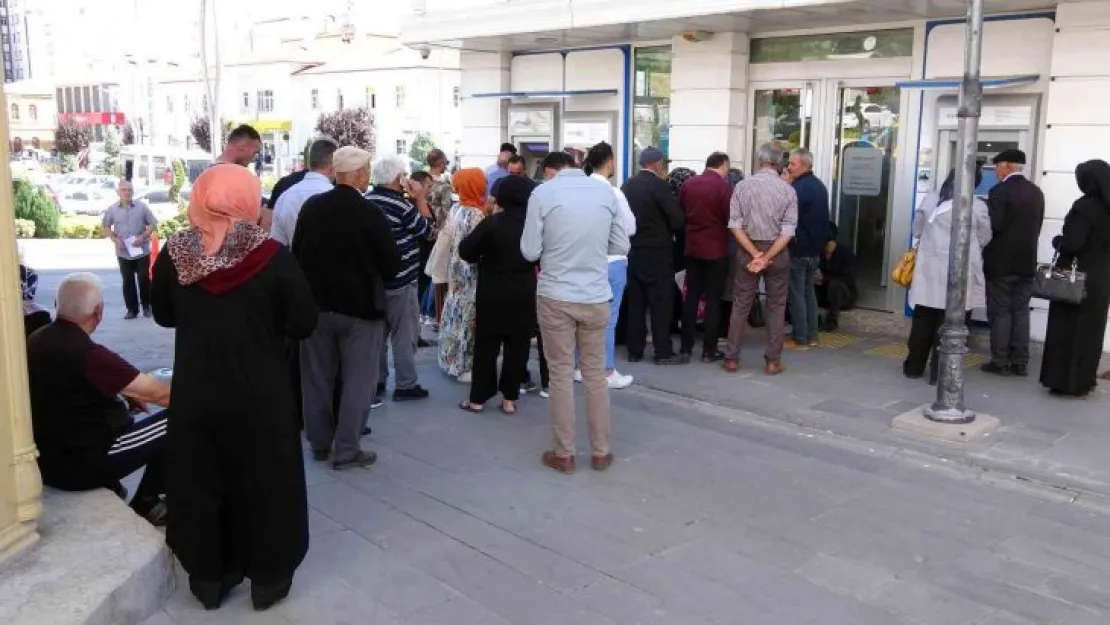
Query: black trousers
xmin=523 ymin=332 xmax=550 ymax=390
xmin=986 ymin=276 xmax=1034 ymax=366
xmin=681 ymin=256 xmax=728 ymax=356
xmin=471 ymin=324 xmax=530 ymax=404
xmin=104 ymin=409 xmax=169 ymax=514
xmin=817 ymin=279 xmax=855 ymax=320
xmin=905 ymin=307 xmax=973 ymax=381
xmin=627 ymin=248 xmax=676 ymax=359
xmin=117 ymin=254 xmax=151 ymax=314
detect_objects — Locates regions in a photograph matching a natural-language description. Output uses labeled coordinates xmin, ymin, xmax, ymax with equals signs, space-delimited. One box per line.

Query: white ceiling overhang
xmin=401 ymin=0 xmax=1059 ymax=52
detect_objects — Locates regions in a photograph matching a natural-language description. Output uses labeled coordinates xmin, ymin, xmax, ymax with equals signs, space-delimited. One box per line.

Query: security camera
xmin=418 ymin=46 xmax=431 ymax=60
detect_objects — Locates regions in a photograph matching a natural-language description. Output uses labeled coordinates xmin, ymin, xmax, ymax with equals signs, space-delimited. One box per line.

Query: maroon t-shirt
xmin=84 ymin=345 xmax=140 ymax=398
xmin=680 ymin=170 xmax=733 ymax=260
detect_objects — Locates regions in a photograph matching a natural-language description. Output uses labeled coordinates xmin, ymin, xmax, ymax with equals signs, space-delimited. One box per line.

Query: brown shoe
xmin=542 ymin=450 xmax=575 ymax=474
xmin=765 ymin=362 xmax=785 ymax=376
xmin=722 ymin=358 xmax=740 ymax=372
xmin=591 ymin=453 xmax=614 ymax=471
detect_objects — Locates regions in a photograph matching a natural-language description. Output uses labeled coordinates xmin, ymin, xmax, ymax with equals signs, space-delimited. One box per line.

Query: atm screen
xmin=976 ymin=165 xmax=998 ymax=198
xmin=520 ymin=142 xmax=550 ymax=154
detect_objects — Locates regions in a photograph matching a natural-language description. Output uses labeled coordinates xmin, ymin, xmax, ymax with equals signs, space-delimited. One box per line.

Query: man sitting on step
xmin=26 ymin=272 xmax=172 ymax=526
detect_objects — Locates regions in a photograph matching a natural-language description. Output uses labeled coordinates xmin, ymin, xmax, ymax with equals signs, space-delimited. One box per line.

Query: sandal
xmin=459 ymin=400 xmax=484 ymax=413
xmin=499 ymin=400 xmax=517 ymax=415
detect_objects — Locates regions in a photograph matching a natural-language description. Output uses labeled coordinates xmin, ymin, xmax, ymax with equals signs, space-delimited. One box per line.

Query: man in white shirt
xmin=271 ymin=138 xmax=338 ymax=246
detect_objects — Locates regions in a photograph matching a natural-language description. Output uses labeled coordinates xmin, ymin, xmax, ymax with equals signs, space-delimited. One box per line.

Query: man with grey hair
xmin=102 ymin=179 xmax=158 ymax=319
xmin=723 ymin=142 xmax=798 ymax=375
xmin=365 ymin=154 xmax=434 ymax=403
xmin=784 ymin=147 xmax=829 ymax=350
xmin=26 ymin=272 xmax=172 ymax=525
xmin=271 ymin=137 xmax=338 ymax=246
xmin=293 ymin=146 xmax=401 ymax=470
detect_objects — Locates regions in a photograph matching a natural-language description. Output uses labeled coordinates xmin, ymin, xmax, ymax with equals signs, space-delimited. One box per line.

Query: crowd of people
xmin=16 ymin=120 xmax=1110 ymax=612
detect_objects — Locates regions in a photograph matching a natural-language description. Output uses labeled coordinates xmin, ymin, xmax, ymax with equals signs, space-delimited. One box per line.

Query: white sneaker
xmin=607 ymin=371 xmax=634 ymax=389
xmin=457 ymin=371 xmax=472 ymax=384
xmin=573 ymin=369 xmax=583 ymax=383
xmin=539 ymin=389 xmax=550 ymax=399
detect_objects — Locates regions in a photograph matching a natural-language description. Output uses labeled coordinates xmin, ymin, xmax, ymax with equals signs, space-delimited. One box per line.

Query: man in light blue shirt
xmin=271 ymin=138 xmax=338 ymax=245
xmin=484 ymin=142 xmax=517 ymax=199
xmin=520 ymin=151 xmax=630 ymax=475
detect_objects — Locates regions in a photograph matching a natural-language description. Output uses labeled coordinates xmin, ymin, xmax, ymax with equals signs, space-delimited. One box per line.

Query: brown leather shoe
xmin=591 ymin=453 xmax=614 ymax=471
xmin=542 ymin=450 xmax=575 ymax=474
xmin=722 ymin=358 xmax=740 ymax=372
xmin=765 ymin=362 xmax=785 ymax=376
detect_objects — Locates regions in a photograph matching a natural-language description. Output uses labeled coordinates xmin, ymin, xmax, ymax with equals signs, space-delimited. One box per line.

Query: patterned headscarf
xmin=668 ymin=167 xmax=696 ymax=197
xmin=453 ymin=168 xmax=487 ymax=209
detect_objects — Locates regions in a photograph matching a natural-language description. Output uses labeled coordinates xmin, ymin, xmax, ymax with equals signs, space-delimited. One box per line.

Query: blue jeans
xmin=575 ymin=259 xmax=628 ymax=371
xmin=788 ymin=256 xmax=820 ymax=343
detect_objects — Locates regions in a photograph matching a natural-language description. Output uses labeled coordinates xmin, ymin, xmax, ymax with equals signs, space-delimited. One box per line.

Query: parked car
xmin=136 ymin=187 xmax=188 ymax=220
xmin=59 ymin=188 xmax=115 ymax=216
xmin=842 ymin=103 xmax=897 ymax=131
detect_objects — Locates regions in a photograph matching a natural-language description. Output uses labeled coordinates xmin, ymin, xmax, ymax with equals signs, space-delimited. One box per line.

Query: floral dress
xmin=438 ymin=204 xmax=484 ymax=377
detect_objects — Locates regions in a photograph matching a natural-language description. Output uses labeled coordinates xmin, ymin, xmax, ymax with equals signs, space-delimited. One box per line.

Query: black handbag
xmin=1032 ymin=255 xmax=1086 ymax=305
xmin=748 ymin=295 xmax=766 ymax=328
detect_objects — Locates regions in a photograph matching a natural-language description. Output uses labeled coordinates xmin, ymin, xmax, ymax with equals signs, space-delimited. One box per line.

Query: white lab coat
xmin=908 ymin=195 xmax=993 ymax=311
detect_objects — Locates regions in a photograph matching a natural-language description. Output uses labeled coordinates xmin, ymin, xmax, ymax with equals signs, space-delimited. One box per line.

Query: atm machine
xmin=508 ymin=103 xmax=558 ymax=182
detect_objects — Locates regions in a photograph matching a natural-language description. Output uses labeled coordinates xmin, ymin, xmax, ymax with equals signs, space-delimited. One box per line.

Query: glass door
xmin=750 ymin=83 xmax=816 ymax=173
xmin=828 ymin=83 xmax=901 ymax=310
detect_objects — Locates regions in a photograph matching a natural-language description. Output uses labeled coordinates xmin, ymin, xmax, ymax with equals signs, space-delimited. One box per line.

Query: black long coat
xmin=151 ymin=244 xmax=318 ymax=584
xmin=1040 ymin=195 xmax=1110 ymax=396
xmin=458 ymin=205 xmax=537 ymax=335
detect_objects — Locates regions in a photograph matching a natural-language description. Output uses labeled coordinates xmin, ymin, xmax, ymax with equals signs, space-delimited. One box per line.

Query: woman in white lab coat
xmin=904 ymin=168 xmax=992 ymax=383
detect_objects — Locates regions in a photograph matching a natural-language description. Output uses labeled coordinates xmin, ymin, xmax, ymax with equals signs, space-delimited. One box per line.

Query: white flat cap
xmin=333 ymin=146 xmax=372 ymax=173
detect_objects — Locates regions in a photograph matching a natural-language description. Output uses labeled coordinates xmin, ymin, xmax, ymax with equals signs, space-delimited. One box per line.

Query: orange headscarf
xmin=453 ymin=168 xmax=487 ymax=209
xmin=188 ymin=163 xmax=263 ymax=254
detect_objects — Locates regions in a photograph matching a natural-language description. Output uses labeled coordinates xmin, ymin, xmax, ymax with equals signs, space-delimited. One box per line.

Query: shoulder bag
xmin=1032 ymin=254 xmax=1086 ymax=305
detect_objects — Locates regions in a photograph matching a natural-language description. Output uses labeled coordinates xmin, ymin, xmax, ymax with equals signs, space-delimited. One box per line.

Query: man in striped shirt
xmin=365 ymin=155 xmax=435 ymax=402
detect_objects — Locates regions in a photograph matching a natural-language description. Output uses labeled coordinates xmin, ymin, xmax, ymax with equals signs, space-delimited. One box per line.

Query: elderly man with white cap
xmin=291 ymin=146 xmax=401 ymax=470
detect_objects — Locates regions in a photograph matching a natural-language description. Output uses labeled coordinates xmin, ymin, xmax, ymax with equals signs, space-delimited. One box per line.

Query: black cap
xmin=992 ymin=149 xmax=1026 ymax=165
xmin=499 ymin=143 xmax=518 ymax=155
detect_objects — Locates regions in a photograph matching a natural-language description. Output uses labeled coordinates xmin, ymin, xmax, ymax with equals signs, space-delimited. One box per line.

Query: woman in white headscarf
xmin=903 ymin=168 xmax=992 ymax=383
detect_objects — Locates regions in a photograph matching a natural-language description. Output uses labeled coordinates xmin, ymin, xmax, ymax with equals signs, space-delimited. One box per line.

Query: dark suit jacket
xmin=984 ymin=174 xmax=1045 ymax=279
xmin=621 ymin=170 xmax=685 ymax=252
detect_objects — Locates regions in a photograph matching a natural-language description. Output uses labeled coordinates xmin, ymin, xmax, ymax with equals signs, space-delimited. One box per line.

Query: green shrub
xmin=72 ymin=224 xmax=91 ymax=238
xmin=60 ymin=154 xmax=77 ymax=174
xmin=157 ymin=203 xmax=189 ymax=240
xmin=13 ymin=219 xmax=35 ymax=238
xmin=13 ymin=179 xmax=61 ymax=238
xmin=260 ymin=174 xmax=277 ymax=193
xmin=169 ymin=159 xmax=186 ymax=202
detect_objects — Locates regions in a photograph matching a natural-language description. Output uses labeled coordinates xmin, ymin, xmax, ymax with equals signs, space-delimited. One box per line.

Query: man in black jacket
xmin=981 ymin=149 xmax=1044 ymax=377
xmin=292 ymin=146 xmax=401 ymax=470
xmin=621 ymin=147 xmax=686 ymax=364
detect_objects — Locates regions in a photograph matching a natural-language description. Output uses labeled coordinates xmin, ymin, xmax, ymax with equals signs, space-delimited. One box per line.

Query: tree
xmin=315 ymin=107 xmax=375 ymax=157
xmin=55 ymin=118 xmax=93 ymax=156
xmin=96 ymin=127 xmax=122 ymax=175
xmin=190 ymin=116 xmax=232 ymax=153
xmin=122 ymin=124 xmax=136 ymax=145
xmin=169 ymin=159 xmax=186 ymax=202
xmin=13 ymin=179 xmax=60 ymax=238
xmin=408 ymin=132 xmax=437 ymax=172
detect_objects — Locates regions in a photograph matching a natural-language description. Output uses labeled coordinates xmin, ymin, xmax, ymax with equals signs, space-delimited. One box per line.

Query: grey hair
xmin=790 ymin=147 xmax=814 ymax=171
xmin=307 ymin=137 xmax=339 ymax=170
xmin=371 ymin=155 xmax=408 ymax=186
xmin=756 ymin=142 xmax=786 ymax=168
xmin=56 ymin=272 xmax=103 ymax=319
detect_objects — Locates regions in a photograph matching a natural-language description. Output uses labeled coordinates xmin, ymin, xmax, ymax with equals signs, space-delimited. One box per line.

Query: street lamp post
xmin=925 ymin=0 xmax=985 ymax=424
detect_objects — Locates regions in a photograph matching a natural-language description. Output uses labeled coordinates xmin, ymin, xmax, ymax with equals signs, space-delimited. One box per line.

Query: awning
xmin=469 ymin=89 xmax=618 ymax=99
xmin=895 ymin=74 xmax=1040 ymax=90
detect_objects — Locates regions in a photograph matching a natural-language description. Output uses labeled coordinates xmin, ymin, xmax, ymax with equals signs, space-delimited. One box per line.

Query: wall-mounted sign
xmin=563 ymin=121 xmax=611 ymax=147
xmin=938 ymin=106 xmax=1033 ymax=128
xmin=841 ymin=144 xmax=884 ymax=196
xmin=509 ymin=109 xmax=553 ymax=136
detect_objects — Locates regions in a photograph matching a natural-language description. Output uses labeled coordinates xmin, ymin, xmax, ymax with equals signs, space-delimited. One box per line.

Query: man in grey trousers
xmin=291 ymin=146 xmax=401 ymax=470
xmin=365 ymin=155 xmax=434 ymax=403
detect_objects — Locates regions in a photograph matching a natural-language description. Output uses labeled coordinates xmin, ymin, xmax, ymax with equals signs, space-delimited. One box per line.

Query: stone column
xmin=0 ymin=79 xmax=43 ymax=565
xmin=668 ymin=32 xmax=750 ymax=172
xmin=458 ymin=51 xmax=511 ymax=170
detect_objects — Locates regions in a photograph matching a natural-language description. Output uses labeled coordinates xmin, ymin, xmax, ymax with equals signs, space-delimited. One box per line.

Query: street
xmin=23 ymin=242 xmax=1110 ymax=625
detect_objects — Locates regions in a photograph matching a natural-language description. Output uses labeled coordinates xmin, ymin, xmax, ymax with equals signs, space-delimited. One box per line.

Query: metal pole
xmin=925 ymin=0 xmax=984 ymax=424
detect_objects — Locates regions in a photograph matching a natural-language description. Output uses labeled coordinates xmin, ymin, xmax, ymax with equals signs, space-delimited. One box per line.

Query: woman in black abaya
xmin=1040 ymin=159 xmax=1110 ymax=397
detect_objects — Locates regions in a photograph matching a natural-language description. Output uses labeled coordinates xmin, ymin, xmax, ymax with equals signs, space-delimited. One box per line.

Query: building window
xmin=82 ymin=86 xmax=92 ymax=112
xmin=91 ymin=85 xmax=102 ymax=113
xmin=337 ymin=90 xmax=344 ymax=110
xmin=241 ymin=91 xmax=250 ymax=111
xmin=396 ymin=139 xmax=407 ymax=155
xmin=257 ymin=89 xmax=274 ymax=113
xmin=395 ymin=85 xmax=406 ymax=109
xmin=28 ymin=104 xmax=35 ymax=120
xmin=166 ymin=95 xmax=173 ymax=113
xmin=184 ymin=94 xmax=191 ymax=115
xmin=750 ymin=29 xmax=914 ymax=63
xmin=366 ymin=87 xmax=376 ymax=109
xmin=202 ymin=94 xmax=208 ymax=112
xmin=55 ymin=88 xmax=64 ymax=113
xmin=310 ymin=88 xmax=319 ymax=110
xmin=9 ymin=103 xmax=18 ymax=121
xmin=453 ymin=86 xmax=460 ymax=108
xmin=632 ymin=45 xmax=672 ymax=174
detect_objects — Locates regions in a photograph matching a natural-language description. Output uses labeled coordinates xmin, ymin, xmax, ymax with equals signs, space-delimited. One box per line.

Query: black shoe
xmin=376 ymin=382 xmax=386 ymax=395
xmin=362 ymin=426 xmax=372 ymax=436
xmin=190 ymin=572 xmax=244 ymax=611
xmin=701 ymin=351 xmax=725 ymax=363
xmin=628 ymin=354 xmax=643 ymax=363
xmin=980 ymin=362 xmax=1012 ymax=377
xmin=902 ymin=362 xmax=924 ymax=380
xmin=1011 ymin=364 xmax=1028 ymax=377
xmin=370 ymin=396 xmax=385 ymax=410
xmin=521 ymin=379 xmax=539 ymax=394
xmin=311 ymin=449 xmax=329 ymax=462
xmin=654 ymin=355 xmax=686 ymax=366
xmin=124 ymin=311 xmax=138 ymax=320
xmin=251 ymin=578 xmax=292 ymax=611
xmin=142 ymin=306 xmax=152 ymax=318
xmin=417 ymin=337 xmax=436 ymax=348
xmin=393 ymin=385 xmax=430 ymax=401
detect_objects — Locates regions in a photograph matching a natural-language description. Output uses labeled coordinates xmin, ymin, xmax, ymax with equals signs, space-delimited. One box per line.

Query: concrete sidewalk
xmin=620 ymin=319 xmax=1110 ymax=500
